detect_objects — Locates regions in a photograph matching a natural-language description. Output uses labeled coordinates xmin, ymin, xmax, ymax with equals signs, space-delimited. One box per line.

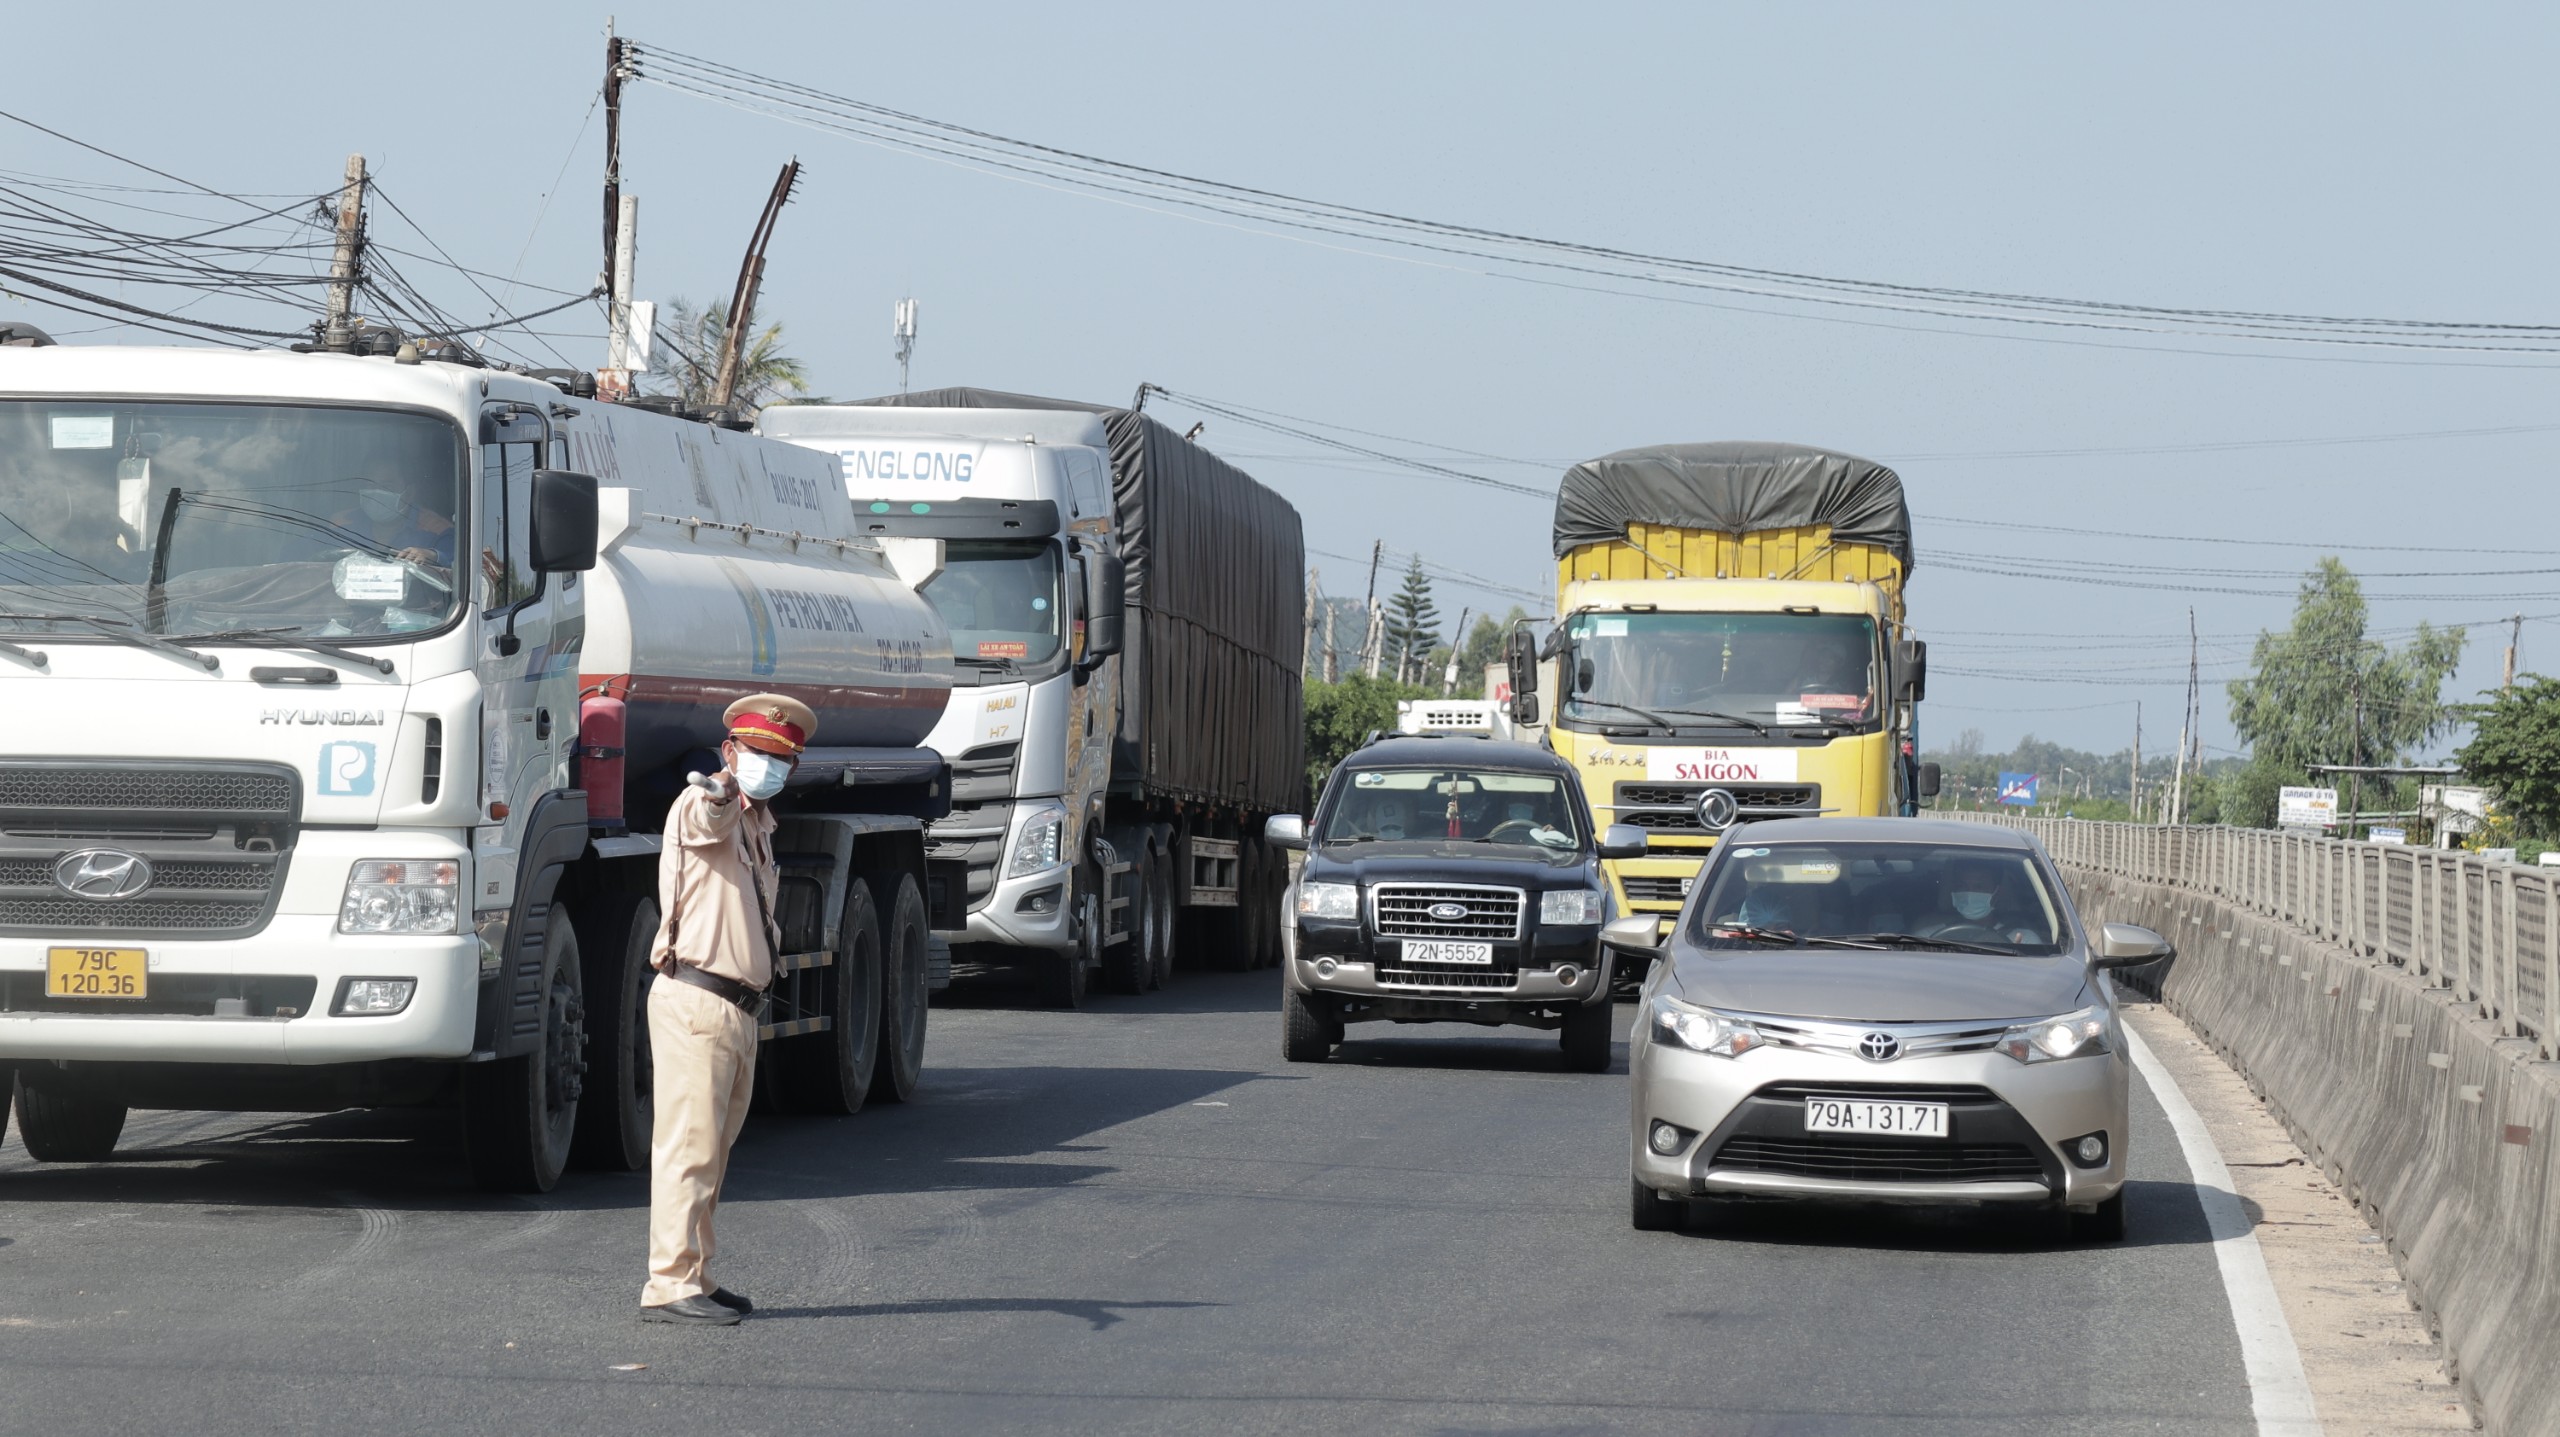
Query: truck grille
xmin=1612 ymin=781 xmax=1821 ymax=833
xmin=930 ymin=743 xmax=1021 ymax=912
xmin=0 ymin=765 xmax=296 ymax=816
xmin=0 ymin=897 xmax=269 ymax=931
xmin=1620 ymin=875 xmax=1695 ymax=906
xmin=0 ymin=760 xmax=299 ymax=938
xmin=1372 ymin=884 xmax=1524 ymax=940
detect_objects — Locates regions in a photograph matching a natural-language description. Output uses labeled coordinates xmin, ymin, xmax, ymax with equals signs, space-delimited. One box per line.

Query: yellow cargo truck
xmin=1507 ymin=443 xmax=1936 ymax=941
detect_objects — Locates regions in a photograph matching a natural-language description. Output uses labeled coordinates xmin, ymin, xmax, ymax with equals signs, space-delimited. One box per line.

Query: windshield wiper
xmin=1567 ymin=697 xmax=1769 ymax=736
xmin=1833 ymin=931 xmax=2020 ymax=956
xmin=1705 ymin=923 xmax=1800 ymax=945
xmin=175 ymin=627 xmax=396 ymax=676
xmin=0 ymin=610 xmax=214 ymax=671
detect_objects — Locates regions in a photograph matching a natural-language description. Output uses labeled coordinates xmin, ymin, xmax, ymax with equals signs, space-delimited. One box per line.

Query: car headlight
xmin=1007 ymin=804 xmax=1068 ymax=878
xmin=339 ymin=859 xmax=460 ymax=935
xmin=1649 ymin=995 xmax=1763 ymax=1057
xmin=1296 ymin=881 xmax=1359 ymax=922
xmin=1996 ymin=1004 xmax=2110 ymax=1063
xmin=1540 ymin=888 xmax=1604 ymax=925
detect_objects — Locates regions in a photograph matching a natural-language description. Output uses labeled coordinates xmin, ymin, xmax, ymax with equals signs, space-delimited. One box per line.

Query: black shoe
xmin=707 ymin=1287 xmax=754 ymax=1315
xmin=640 ymin=1294 xmax=742 ymax=1326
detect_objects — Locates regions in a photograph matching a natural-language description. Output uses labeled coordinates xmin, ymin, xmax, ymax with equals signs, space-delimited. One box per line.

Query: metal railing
xmin=1949 ymin=813 xmax=2558 ymax=1059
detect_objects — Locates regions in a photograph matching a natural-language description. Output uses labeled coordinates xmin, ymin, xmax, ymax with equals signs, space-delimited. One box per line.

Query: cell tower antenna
xmin=893 ymin=295 xmax=919 ymax=393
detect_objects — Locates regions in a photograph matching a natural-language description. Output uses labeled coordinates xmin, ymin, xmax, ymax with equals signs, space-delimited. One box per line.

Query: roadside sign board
xmin=2279 ymin=786 xmax=2339 ymax=829
xmin=2368 ymin=827 xmax=2406 ymax=845
xmin=1997 ymin=772 xmax=2039 ymax=807
xmin=1486 ymin=664 xmax=1510 ymax=704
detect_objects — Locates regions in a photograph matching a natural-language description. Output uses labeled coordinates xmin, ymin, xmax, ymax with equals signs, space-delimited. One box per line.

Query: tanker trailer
xmin=0 ymin=340 xmax=954 ymax=1192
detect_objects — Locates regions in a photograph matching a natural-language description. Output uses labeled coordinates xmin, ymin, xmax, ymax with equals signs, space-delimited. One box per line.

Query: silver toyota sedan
xmin=1608 ymin=817 xmax=2174 ymax=1241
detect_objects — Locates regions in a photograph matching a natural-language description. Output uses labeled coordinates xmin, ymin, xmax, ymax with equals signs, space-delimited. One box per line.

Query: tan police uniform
xmin=638 ymin=693 xmax=815 ymax=1314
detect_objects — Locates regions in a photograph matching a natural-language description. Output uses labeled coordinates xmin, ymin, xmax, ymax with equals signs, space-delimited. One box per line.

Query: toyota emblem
xmin=1856 ymin=1030 xmax=1903 ymax=1062
xmin=1694 ymin=788 xmax=1740 ymax=830
xmin=54 ymin=848 xmax=154 ymax=901
xmin=1427 ymin=902 xmax=1470 ymax=922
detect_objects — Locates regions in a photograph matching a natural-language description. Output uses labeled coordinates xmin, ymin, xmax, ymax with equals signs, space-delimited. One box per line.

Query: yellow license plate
xmin=47 ymin=946 xmax=148 ymax=1000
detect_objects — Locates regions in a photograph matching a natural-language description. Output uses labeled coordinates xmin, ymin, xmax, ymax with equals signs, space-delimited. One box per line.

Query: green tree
xmin=651 ymin=297 xmax=811 ymax=410
xmin=1302 ymin=673 xmax=1430 ymax=797
xmin=2456 ymin=675 xmax=2560 ymax=841
xmin=1381 ymin=558 xmax=1441 ymax=684
xmin=2226 ymin=558 xmax=2464 ymax=830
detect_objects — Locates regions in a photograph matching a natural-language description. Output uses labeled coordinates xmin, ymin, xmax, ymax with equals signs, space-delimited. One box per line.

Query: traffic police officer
xmin=637 ymin=692 xmax=815 ymax=1325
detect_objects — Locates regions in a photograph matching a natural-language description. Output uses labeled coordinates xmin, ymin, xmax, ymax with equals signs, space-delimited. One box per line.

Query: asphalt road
xmin=0 ymin=966 xmax=2256 ymax=1435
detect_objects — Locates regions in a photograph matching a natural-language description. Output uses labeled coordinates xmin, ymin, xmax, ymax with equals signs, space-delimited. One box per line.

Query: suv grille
xmin=1375 ymin=967 xmax=1517 ymax=991
xmin=1613 ymin=781 xmax=1821 ymax=833
xmin=1372 ymin=884 xmax=1524 ymax=940
xmin=1712 ymin=1135 xmax=2048 ymax=1184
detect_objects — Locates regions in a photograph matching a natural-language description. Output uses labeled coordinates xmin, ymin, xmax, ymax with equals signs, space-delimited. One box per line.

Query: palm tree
xmin=650 ymin=298 xmax=812 ymax=409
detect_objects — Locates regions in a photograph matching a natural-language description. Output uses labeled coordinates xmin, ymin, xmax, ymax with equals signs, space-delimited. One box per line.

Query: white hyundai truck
xmin=0 ymin=336 xmax=957 ymax=1190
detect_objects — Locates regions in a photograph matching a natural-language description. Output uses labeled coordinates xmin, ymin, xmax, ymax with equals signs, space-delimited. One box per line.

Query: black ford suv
xmin=1265 ymin=734 xmax=1645 ymax=1070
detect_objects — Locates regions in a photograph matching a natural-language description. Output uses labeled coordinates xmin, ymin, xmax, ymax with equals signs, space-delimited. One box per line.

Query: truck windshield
xmin=1319 ymin=767 xmax=1582 ymax=851
xmin=920 ymin=540 xmax=1063 ymax=668
xmin=1560 ymin=611 xmax=1878 ymax=731
xmin=0 ymin=400 xmax=466 ymax=641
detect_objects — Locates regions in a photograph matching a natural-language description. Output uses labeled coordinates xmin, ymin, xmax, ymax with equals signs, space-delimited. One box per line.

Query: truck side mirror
xmin=1917 ymin=762 xmax=1942 ymax=799
xmin=1082 ymin=550 xmax=1126 ymax=661
xmin=1896 ymin=638 xmax=1928 ymax=703
xmin=1505 ymin=625 xmax=1540 ymax=725
xmin=529 ymin=470 xmax=599 ymax=573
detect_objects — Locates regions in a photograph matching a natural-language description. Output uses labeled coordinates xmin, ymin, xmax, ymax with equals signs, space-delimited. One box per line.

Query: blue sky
xmin=8 ymin=2 xmax=2555 ymax=757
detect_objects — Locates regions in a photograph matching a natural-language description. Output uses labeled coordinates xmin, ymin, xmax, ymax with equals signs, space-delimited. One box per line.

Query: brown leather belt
xmin=662 ymin=962 xmax=768 ymax=1016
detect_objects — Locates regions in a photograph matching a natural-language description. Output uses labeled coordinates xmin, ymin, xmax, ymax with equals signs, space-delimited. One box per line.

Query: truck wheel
xmin=1281 ymin=986 xmax=1337 ymax=1063
xmin=1044 ymin=940 xmax=1090 ymax=1008
xmin=870 ymin=874 xmax=929 ymax=1103
xmin=1561 ymin=1000 xmax=1614 ymax=1073
xmin=11 ymin=1068 xmax=126 ymax=1162
xmin=464 ymin=904 xmax=587 ymax=1193
xmin=1146 ymin=832 xmax=1177 ymax=989
xmin=1099 ymin=833 xmax=1150 ymax=995
xmin=571 ymin=892 xmax=659 ymax=1171
xmin=1631 ymin=1174 xmax=1686 ymax=1232
xmin=1248 ymin=840 xmax=1280 ymax=969
xmin=783 ymin=879 xmax=881 ymax=1115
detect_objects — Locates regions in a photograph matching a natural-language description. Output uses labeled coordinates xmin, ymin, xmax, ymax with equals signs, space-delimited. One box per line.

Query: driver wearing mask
xmin=335 ymin=471 xmax=457 ymax=569
xmin=1366 ymin=794 xmax=1414 ymax=841
xmin=1939 ymin=858 xmax=2046 ymax=943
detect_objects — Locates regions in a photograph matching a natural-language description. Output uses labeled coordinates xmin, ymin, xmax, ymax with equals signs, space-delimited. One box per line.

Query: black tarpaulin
xmin=1551 ymin=441 xmax=1912 ymax=569
xmin=853 ymin=387 xmax=1305 ymax=812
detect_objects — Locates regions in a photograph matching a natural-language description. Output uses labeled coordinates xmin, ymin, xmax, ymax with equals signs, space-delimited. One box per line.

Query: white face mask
xmin=732 ymin=747 xmax=790 ymax=800
xmin=356 ymin=487 xmax=407 ymax=522
xmin=1952 ymin=890 xmax=1993 ymax=921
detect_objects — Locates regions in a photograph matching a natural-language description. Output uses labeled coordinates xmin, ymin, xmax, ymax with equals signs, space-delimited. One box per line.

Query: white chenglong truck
xmin=760 ymin=393 xmax=1304 ymax=1004
xmin=0 ymin=338 xmax=957 ymax=1191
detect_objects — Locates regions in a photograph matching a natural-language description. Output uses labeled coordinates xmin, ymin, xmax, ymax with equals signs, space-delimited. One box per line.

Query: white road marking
xmin=2122 ymin=1022 xmax=2323 ymax=1437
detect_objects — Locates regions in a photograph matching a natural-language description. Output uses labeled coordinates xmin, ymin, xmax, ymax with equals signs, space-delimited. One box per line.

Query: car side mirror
xmin=1505 ymin=625 xmax=1539 ymax=725
xmin=1082 ymin=550 xmax=1126 ymax=662
xmin=1598 ymin=823 xmax=1646 ymax=860
xmin=1896 ymin=638 xmax=1928 ymax=703
xmin=1602 ymin=915 xmax=1663 ymax=952
xmin=529 ymin=470 xmax=599 ymax=573
xmin=2093 ymin=922 xmax=2175 ymax=968
xmin=1264 ymin=813 xmax=1307 ymax=851
xmin=1917 ymin=762 xmax=1942 ymax=799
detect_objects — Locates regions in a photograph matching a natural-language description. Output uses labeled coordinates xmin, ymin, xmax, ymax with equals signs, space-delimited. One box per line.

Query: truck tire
xmin=781 ymin=879 xmax=881 ymax=1115
xmin=463 ymin=904 xmax=587 ymax=1193
xmin=1561 ymin=1000 xmax=1614 ymax=1073
xmin=1243 ymin=839 xmax=1276 ymax=970
xmin=11 ymin=1067 xmax=125 ymax=1162
xmin=870 ymin=874 xmax=929 ymax=1103
xmin=571 ymin=892 xmax=659 ymax=1171
xmin=1146 ymin=831 xmax=1177 ymax=989
xmin=1281 ymin=986 xmax=1338 ymax=1063
xmin=1044 ymin=939 xmax=1090 ymax=1008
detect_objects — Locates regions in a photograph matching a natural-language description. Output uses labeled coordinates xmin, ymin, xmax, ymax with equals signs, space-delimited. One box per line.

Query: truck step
xmin=759 ymin=1015 xmax=833 ymax=1040
xmin=774 ymin=949 xmax=835 ymax=973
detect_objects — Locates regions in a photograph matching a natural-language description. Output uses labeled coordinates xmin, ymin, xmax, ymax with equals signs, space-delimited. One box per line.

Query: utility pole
xmin=1441 ymin=606 xmax=1471 ymax=696
xmin=601 ymin=24 xmax=629 ymax=288
xmin=2347 ymin=668 xmax=2365 ymax=839
xmin=1361 ymin=540 xmax=1385 ymax=680
xmin=1302 ymin=569 xmax=1321 ymax=682
xmin=321 ymin=154 xmax=368 ymax=351
xmin=711 ymin=159 xmax=802 ymax=411
xmin=598 ymin=195 xmax=641 ymax=401
xmin=2169 ymin=607 xmax=2198 ymax=825
xmin=2506 ymin=612 xmax=2524 ymax=689
xmin=893 ymin=296 xmax=919 ymax=393
xmin=2130 ymin=701 xmax=2142 ymax=823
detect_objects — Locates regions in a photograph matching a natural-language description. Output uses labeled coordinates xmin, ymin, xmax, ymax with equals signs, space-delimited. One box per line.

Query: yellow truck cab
xmin=1507 ymin=443 xmax=1936 ymax=938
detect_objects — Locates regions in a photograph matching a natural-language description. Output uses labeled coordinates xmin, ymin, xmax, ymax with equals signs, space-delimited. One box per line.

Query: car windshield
xmin=919 ymin=540 xmax=1062 ymax=668
xmin=1687 ymin=841 xmax=2068 ymax=954
xmin=1318 ymin=766 xmax=1583 ymax=851
xmin=1560 ymin=610 xmax=1877 ymax=730
xmin=0 ymin=400 xmax=466 ymax=642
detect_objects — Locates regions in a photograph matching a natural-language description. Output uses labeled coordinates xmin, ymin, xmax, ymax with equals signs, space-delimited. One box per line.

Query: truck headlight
xmin=1296 ymin=882 xmax=1359 ymax=921
xmin=339 ymin=859 xmax=460 ymax=935
xmin=1540 ymin=889 xmax=1603 ymax=925
xmin=1650 ymin=995 xmax=1763 ymax=1057
xmin=1007 ymin=804 xmax=1068 ymax=878
xmin=1996 ymin=1004 xmax=2110 ymax=1063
